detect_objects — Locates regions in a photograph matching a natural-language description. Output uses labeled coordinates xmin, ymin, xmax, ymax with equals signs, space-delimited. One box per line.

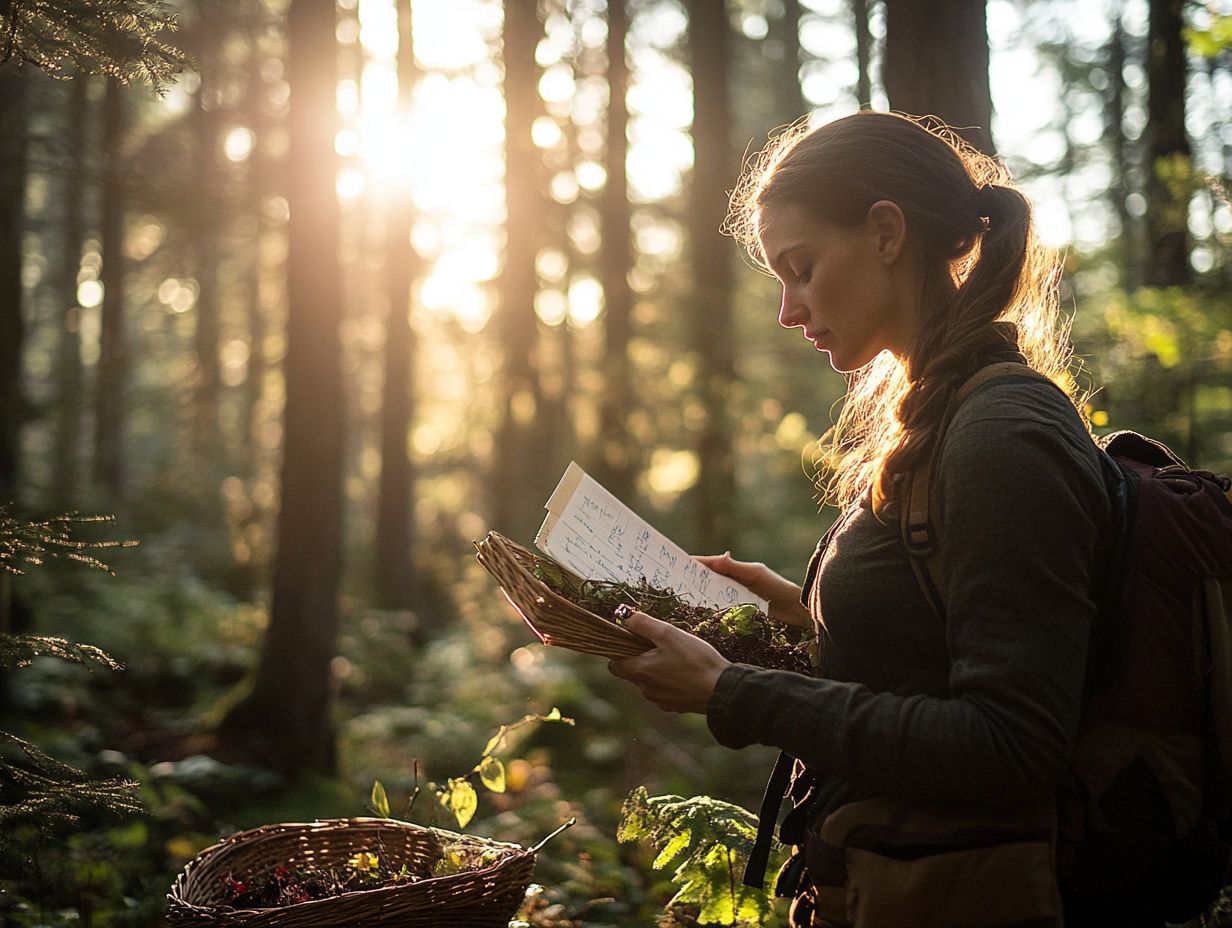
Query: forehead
xmin=757 ymin=201 xmax=817 ymax=242
xmin=756 ymin=202 xmax=826 ymax=260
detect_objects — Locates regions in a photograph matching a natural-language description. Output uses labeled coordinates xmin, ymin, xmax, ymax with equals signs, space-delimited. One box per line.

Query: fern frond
xmin=618 ymin=787 xmax=787 ymax=926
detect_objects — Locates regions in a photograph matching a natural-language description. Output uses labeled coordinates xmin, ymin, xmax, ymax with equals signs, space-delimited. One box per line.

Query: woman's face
xmin=756 ymin=200 xmax=917 ymax=373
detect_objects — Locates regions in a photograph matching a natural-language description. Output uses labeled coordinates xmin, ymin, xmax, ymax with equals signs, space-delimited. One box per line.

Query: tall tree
xmin=93 ymin=77 xmax=127 ymax=502
xmin=851 ymin=0 xmax=872 ymax=109
xmin=374 ymin=0 xmax=419 ymax=610
xmin=218 ymin=0 xmax=344 ymax=775
xmin=51 ymin=74 xmax=91 ymax=508
xmin=882 ymin=0 xmax=994 ymax=153
xmin=492 ymin=0 xmax=546 ymax=538
xmin=1144 ymin=0 xmax=1191 ymax=286
xmin=0 ymin=67 xmax=26 ymax=509
xmin=1103 ymin=9 xmax=1139 ymax=289
xmin=768 ymin=0 xmax=805 ymax=126
xmin=687 ymin=0 xmax=736 ymax=552
xmin=191 ymin=0 xmax=224 ymax=464
xmin=595 ymin=0 xmax=636 ymax=504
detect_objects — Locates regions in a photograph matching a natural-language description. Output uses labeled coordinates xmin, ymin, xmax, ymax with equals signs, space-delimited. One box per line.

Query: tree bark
xmin=93 ymin=77 xmax=127 ymax=502
xmin=1144 ymin=0 xmax=1191 ymax=286
xmin=492 ymin=0 xmax=546 ymax=538
xmin=687 ymin=0 xmax=736 ymax=552
xmin=218 ymin=0 xmax=344 ymax=776
xmin=595 ymin=0 xmax=635 ymax=504
xmin=0 ymin=67 xmax=26 ymax=509
xmin=374 ymin=0 xmax=419 ymax=610
xmin=882 ymin=0 xmax=995 ymax=154
xmin=51 ymin=74 xmax=90 ymax=510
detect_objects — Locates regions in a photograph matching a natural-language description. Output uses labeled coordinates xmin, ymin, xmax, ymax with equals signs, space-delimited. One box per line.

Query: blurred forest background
xmin=1 ymin=0 xmax=1231 ymax=924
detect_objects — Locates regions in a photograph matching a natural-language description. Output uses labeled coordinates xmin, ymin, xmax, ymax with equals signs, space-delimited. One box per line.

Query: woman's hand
xmin=694 ymin=553 xmax=812 ymax=628
xmin=608 ymin=612 xmax=731 ymax=714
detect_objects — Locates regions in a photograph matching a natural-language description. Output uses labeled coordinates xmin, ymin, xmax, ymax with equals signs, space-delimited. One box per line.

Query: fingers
xmin=694 ymin=551 xmax=746 ymax=580
xmin=620 ymin=609 xmax=676 ymax=642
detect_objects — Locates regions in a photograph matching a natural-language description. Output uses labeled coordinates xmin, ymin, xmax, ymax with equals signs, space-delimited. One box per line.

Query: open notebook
xmin=534 ymin=462 xmax=767 ymax=613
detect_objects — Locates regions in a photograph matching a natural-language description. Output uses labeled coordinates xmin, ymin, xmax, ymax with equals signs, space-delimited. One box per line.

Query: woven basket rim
xmin=169 ymin=817 xmax=533 ymax=916
xmin=474 ymin=530 xmax=654 ymax=658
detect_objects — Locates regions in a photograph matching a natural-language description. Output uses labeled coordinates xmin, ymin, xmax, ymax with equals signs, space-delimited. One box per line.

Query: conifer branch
xmin=0 ymin=0 xmax=190 ymax=92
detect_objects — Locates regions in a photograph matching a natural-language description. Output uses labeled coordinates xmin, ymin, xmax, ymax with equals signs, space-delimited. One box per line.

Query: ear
xmin=865 ymin=199 xmax=907 ymax=267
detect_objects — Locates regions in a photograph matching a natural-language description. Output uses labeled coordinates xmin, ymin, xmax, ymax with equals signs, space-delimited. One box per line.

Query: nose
xmin=778 ymin=285 xmax=808 ymax=330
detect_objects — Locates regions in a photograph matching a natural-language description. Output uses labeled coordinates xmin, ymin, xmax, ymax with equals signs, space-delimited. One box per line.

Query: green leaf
xmin=482 ymin=727 xmax=506 ymax=757
xmin=440 ymin=778 xmax=478 ymax=828
xmin=617 ymin=788 xmax=787 ymax=924
xmin=545 ymin=706 xmax=561 ymax=721
xmin=370 ymin=780 xmax=390 ymax=818
xmin=718 ymin=604 xmax=759 ymax=637
xmin=652 ymin=829 xmax=691 ymax=870
xmin=478 ymin=755 xmax=506 ymax=793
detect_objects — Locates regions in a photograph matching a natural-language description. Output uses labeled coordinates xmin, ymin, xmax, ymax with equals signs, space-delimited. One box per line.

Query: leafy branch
xmin=618 ymin=787 xmax=787 ymax=927
xmin=369 ymin=708 xmax=574 ymax=830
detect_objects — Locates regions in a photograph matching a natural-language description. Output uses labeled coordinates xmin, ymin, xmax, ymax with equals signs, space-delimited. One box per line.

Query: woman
xmin=608 ymin=112 xmax=1117 ymax=927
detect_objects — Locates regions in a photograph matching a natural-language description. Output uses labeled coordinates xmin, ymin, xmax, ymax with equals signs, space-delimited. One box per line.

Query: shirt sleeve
xmin=706 ymin=385 xmax=1108 ymax=803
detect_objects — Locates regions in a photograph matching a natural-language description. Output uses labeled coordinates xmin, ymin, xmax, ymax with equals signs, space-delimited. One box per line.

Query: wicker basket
xmin=474 ymin=530 xmax=653 ymax=660
xmin=166 ymin=818 xmax=535 ymax=928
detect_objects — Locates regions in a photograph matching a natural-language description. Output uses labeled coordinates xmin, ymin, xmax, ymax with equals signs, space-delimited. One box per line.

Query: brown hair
xmin=725 ymin=111 xmax=1084 ymax=511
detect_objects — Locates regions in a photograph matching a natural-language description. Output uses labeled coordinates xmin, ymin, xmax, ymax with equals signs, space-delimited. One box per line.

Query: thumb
xmin=620 ymin=609 xmax=675 ymax=641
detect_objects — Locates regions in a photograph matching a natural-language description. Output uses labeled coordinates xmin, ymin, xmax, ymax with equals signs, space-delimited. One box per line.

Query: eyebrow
xmin=768 ymin=241 xmax=806 ymax=271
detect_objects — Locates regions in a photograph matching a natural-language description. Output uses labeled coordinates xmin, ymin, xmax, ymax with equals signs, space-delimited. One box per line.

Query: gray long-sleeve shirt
xmin=706 ymin=378 xmax=1110 ymax=815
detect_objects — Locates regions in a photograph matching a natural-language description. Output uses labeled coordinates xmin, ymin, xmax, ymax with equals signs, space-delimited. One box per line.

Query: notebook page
xmin=535 ymin=462 xmax=767 ymax=612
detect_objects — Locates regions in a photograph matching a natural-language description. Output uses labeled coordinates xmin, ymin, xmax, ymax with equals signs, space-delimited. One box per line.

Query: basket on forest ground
xmin=474 ymin=530 xmax=654 ymax=660
xmin=167 ymin=817 xmax=536 ymax=928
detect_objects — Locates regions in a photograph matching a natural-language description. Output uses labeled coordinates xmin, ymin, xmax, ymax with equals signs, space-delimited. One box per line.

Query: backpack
xmin=897 ymin=361 xmax=1232 ymax=923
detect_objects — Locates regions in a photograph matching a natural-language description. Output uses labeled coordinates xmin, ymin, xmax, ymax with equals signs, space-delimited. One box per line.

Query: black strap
xmin=899 ymin=362 xmax=1056 ymax=619
xmin=743 ymin=750 xmax=794 ymax=888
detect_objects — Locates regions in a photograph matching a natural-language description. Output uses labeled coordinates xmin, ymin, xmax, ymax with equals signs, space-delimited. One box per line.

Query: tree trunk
xmin=851 ymin=0 xmax=872 ymax=109
xmin=1144 ymin=0 xmax=1190 ymax=286
xmin=51 ymin=75 xmax=90 ymax=510
xmin=492 ymin=0 xmax=546 ymax=538
xmin=687 ymin=0 xmax=736 ymax=552
xmin=192 ymin=0 xmax=224 ymax=464
xmin=595 ymin=0 xmax=635 ymax=504
xmin=374 ymin=0 xmax=419 ymax=610
xmin=93 ymin=77 xmax=127 ymax=502
xmin=0 ymin=68 xmax=27 ymax=510
xmin=242 ymin=0 xmax=270 ymax=479
xmin=882 ymin=0 xmax=994 ymax=154
xmin=218 ymin=0 xmax=344 ymax=776
xmin=768 ymin=0 xmax=805 ymax=126
xmin=1103 ymin=10 xmax=1139 ymax=289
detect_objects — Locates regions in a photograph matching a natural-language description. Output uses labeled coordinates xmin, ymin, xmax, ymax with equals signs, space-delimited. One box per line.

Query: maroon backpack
xmin=900 ymin=362 xmax=1232 ymax=922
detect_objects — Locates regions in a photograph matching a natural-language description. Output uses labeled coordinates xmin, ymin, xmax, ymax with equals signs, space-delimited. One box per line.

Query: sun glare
xmin=345 ymin=0 xmax=694 ymax=330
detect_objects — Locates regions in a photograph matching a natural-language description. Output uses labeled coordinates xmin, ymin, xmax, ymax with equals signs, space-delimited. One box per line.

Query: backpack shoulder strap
xmin=899 ymin=362 xmax=1057 ymax=620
